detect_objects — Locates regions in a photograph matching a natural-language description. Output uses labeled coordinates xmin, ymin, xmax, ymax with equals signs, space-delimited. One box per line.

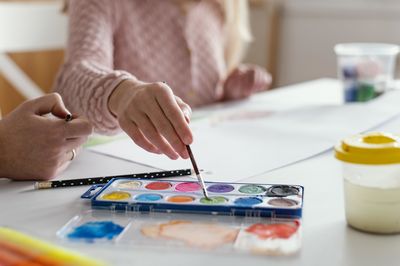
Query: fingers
xmin=119 ymin=116 xmax=161 ymax=154
xmin=223 ymin=68 xmax=245 ymax=100
xmin=54 ymin=161 xmax=71 ymax=179
xmin=40 ymin=146 xmax=82 ymax=180
xmin=260 ymin=70 xmax=272 ymax=90
xmin=58 ymin=146 xmax=83 ymax=172
xmin=175 ymin=96 xmax=192 ymax=123
xmin=63 ymin=136 xmax=89 ymax=151
xmin=63 ymin=146 xmax=82 ymax=162
xmin=252 ymin=67 xmax=272 ymax=92
xmin=28 ymin=93 xmax=71 ymax=119
xmin=64 ymin=118 xmax=93 ymax=138
xmin=224 ymin=65 xmax=271 ymax=100
xmin=146 ymin=99 xmax=189 ymax=159
xmin=130 ymin=111 xmax=180 ymax=159
xmin=240 ymin=68 xmax=255 ymax=98
xmin=112 ymin=82 xmax=193 ymax=159
xmin=155 ymin=84 xmax=193 ymax=145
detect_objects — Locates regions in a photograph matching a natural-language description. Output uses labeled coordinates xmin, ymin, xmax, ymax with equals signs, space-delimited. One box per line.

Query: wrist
xmin=108 ymin=79 xmax=144 ymax=117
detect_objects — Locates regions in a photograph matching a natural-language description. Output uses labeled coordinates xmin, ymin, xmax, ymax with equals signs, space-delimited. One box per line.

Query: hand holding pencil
xmin=0 ymin=93 xmax=92 ymax=181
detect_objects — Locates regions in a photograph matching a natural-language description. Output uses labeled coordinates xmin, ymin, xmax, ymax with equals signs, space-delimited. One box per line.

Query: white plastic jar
xmin=335 ymin=132 xmax=400 ymax=234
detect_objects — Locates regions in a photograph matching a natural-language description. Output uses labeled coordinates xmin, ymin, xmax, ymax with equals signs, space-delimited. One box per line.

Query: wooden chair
xmin=249 ymin=0 xmax=284 ymax=88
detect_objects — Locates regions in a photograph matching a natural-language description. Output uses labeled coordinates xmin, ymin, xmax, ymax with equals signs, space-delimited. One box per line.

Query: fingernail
xmin=184 ymin=136 xmax=192 ymax=145
xmin=168 ymin=152 xmax=179 ymax=160
xmin=152 ymin=148 xmax=162 ymax=154
xmin=181 ymin=150 xmax=189 ymax=159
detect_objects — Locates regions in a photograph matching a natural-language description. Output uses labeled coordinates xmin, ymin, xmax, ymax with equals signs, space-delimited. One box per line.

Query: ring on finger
xmin=70 ymin=149 xmax=76 ymax=161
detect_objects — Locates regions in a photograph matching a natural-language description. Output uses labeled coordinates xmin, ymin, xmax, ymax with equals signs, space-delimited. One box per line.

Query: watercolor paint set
xmin=57 ymin=210 xmax=302 ymax=256
xmin=58 ymin=178 xmax=304 ymax=255
xmin=81 ymin=179 xmax=304 ymax=218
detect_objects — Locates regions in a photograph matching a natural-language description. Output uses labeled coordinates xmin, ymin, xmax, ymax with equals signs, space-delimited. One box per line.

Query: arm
xmin=55 ymin=0 xmax=137 ymax=135
xmin=55 ymin=0 xmax=193 ymax=159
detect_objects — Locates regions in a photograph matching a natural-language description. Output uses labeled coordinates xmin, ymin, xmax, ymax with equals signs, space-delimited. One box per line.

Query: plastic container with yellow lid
xmin=335 ymin=132 xmax=400 ymax=234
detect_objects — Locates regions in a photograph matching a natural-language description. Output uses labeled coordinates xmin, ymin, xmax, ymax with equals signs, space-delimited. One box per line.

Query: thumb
xmin=30 ymin=93 xmax=71 ymax=119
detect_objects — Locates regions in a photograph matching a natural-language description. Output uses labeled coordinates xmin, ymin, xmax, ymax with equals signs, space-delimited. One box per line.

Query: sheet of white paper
xmin=88 ymin=80 xmax=400 ymax=182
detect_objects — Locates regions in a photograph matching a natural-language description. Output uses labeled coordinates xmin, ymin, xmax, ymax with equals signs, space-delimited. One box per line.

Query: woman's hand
xmin=108 ymin=80 xmax=193 ymax=160
xmin=0 ymin=93 xmax=93 ymax=180
xmin=222 ymin=64 xmax=272 ymax=101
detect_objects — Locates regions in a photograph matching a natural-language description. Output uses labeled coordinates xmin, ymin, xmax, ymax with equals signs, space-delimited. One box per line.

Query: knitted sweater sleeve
xmin=54 ymin=0 xmax=136 ymax=134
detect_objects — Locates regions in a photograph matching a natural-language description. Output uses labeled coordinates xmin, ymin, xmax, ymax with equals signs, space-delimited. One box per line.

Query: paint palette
xmin=57 ymin=210 xmax=302 ymax=256
xmin=82 ymin=179 xmax=304 ymax=218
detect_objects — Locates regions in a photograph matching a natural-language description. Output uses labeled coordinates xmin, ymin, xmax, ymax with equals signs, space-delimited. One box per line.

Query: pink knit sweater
xmin=55 ymin=0 xmax=226 ymax=134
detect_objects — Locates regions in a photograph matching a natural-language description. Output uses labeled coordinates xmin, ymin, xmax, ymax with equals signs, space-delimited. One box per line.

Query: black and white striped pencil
xmin=34 ymin=169 xmax=193 ymax=189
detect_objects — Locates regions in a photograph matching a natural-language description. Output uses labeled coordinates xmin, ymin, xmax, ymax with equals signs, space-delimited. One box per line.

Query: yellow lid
xmin=335 ymin=132 xmax=400 ymax=164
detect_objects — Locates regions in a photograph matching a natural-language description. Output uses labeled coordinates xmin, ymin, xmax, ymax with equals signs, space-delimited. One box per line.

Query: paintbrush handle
xmin=186 ymin=145 xmax=209 ymax=198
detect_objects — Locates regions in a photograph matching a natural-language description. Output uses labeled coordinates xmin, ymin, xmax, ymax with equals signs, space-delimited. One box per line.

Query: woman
xmin=55 ymin=0 xmax=271 ymax=160
xmin=0 ymin=93 xmax=92 ymax=180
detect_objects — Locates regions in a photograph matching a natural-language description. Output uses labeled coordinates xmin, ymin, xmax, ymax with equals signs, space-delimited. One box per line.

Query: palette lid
xmin=335 ymin=132 xmax=400 ymax=164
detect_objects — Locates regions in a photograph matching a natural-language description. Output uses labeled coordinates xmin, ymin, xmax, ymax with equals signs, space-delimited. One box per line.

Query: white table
xmin=2 ymin=79 xmax=400 ymax=266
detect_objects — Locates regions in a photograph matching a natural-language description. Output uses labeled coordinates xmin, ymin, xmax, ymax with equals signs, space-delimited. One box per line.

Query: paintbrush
xmin=186 ymin=145 xmax=210 ymax=199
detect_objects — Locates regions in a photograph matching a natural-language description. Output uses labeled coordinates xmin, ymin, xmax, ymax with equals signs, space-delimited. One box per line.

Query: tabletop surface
xmin=1 ymin=78 xmax=400 ymax=266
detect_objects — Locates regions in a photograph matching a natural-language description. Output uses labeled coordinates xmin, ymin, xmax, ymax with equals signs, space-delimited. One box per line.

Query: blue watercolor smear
xmin=135 ymin=193 xmax=162 ymax=201
xmin=234 ymin=197 xmax=263 ymax=206
xmin=67 ymin=221 xmax=124 ymax=242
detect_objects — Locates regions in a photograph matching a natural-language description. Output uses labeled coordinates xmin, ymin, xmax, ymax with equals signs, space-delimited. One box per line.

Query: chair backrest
xmin=0 ymin=1 xmax=67 ymax=100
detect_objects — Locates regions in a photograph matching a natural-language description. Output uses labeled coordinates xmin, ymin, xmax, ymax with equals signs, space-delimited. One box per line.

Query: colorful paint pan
xmin=268 ymin=198 xmax=298 ymax=207
xmin=86 ymin=179 xmax=304 ymax=218
xmin=145 ymin=181 xmax=172 ymax=190
xmin=101 ymin=191 xmax=131 ymax=201
xmin=207 ymin=184 xmax=235 ymax=193
xmin=238 ymin=185 xmax=266 ymax=194
xmin=175 ymin=182 xmax=201 ymax=192
xmin=116 ymin=180 xmax=141 ymax=189
xmin=266 ymin=185 xmax=299 ymax=197
xmin=135 ymin=193 xmax=162 ymax=202
xmin=167 ymin=195 xmax=195 ymax=203
xmin=200 ymin=196 xmax=228 ymax=204
xmin=234 ymin=197 xmax=263 ymax=206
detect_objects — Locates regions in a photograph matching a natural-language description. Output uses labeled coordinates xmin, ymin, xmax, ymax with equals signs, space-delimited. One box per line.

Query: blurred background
xmin=1 ymin=0 xmax=400 ymax=115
